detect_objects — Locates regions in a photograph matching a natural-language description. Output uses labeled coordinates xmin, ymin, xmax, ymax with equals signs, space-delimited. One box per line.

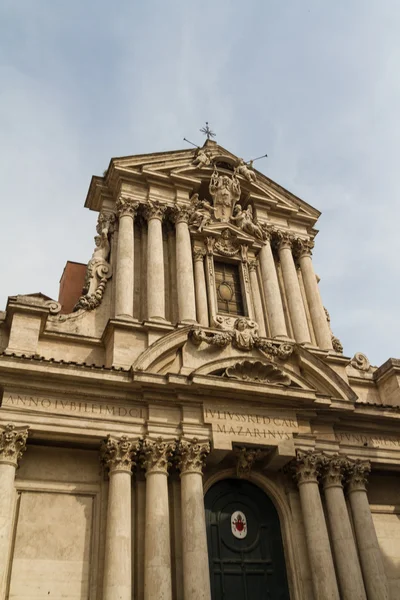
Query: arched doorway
xmin=205 ymin=478 xmax=290 ymax=600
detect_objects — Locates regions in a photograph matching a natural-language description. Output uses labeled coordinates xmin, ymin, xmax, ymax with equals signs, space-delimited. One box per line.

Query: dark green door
xmin=205 ymin=479 xmax=290 ymax=600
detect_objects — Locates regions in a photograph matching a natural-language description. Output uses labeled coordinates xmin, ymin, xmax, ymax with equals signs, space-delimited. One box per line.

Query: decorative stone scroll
xmin=350 ymin=352 xmax=371 ymax=372
xmin=225 ymin=360 xmax=291 ymax=386
xmin=100 ymin=434 xmax=140 ymax=474
xmin=176 ymin=438 xmax=210 ymax=475
xmin=0 ymin=423 xmax=29 ymax=467
xmin=141 ymin=437 xmax=176 ymax=475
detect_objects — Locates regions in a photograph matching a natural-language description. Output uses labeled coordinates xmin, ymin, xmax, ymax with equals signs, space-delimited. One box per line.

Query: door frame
xmin=204 ymin=468 xmax=307 ymax=600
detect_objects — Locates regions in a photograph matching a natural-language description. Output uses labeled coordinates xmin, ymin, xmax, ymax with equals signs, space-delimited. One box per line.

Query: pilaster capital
xmin=141 ymin=437 xmax=176 ymax=476
xmin=172 ymin=204 xmax=192 ymax=225
xmin=248 ymin=259 xmax=259 ymax=272
xmin=144 ymin=199 xmax=167 ymax=222
xmin=0 ymin=423 xmax=29 ymax=468
xmin=116 ymin=196 xmax=139 ymax=218
xmin=346 ymin=459 xmax=371 ymax=493
xmin=193 ymin=247 xmax=206 ymax=262
xmin=100 ymin=434 xmax=140 ymax=474
xmin=321 ymin=455 xmax=349 ymax=489
xmin=292 ymin=450 xmax=323 ymax=485
xmin=176 ymin=438 xmax=210 ymax=475
xmin=295 ymin=238 xmax=315 ymax=259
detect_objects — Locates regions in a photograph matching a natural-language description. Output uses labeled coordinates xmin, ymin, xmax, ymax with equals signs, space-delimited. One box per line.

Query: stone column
xmin=101 ymin=435 xmax=140 ymax=600
xmin=322 ymin=457 xmax=366 ymax=600
xmin=347 ymin=460 xmax=389 ymax=600
xmin=145 ymin=200 xmax=167 ymax=321
xmin=277 ymin=232 xmax=311 ymax=344
xmin=141 ymin=438 xmax=175 ymax=600
xmin=0 ymin=424 xmax=28 ymax=599
xmin=248 ymin=259 xmax=266 ymax=337
xmin=177 ymin=438 xmax=211 ymax=600
xmin=115 ymin=196 xmax=139 ymax=318
xmin=297 ymin=239 xmax=333 ymax=350
xmin=173 ymin=207 xmax=197 ymax=323
xmin=293 ymin=451 xmax=340 ymax=600
xmin=193 ymin=248 xmax=209 ymax=327
xmin=258 ymin=233 xmax=288 ymax=338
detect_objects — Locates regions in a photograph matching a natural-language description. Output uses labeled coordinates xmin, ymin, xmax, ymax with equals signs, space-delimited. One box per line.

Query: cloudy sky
xmin=1 ymin=1 xmax=399 ymax=365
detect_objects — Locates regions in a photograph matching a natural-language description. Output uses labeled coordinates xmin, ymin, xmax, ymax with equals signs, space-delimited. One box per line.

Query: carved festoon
xmin=100 ymin=434 xmax=140 ymax=474
xmin=141 ymin=437 xmax=176 ymax=475
xmin=350 ymin=352 xmax=371 ymax=372
xmin=235 ymin=446 xmax=265 ymax=477
xmin=176 ymin=438 xmax=210 ymax=475
xmin=346 ymin=459 xmax=371 ymax=492
xmin=0 ymin=423 xmax=29 ymax=467
xmin=209 ymin=167 xmax=241 ymax=221
xmin=225 ymin=360 xmax=291 ymax=386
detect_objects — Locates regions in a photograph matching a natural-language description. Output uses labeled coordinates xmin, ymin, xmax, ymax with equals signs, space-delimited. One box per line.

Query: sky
xmin=1 ymin=0 xmax=399 ymax=366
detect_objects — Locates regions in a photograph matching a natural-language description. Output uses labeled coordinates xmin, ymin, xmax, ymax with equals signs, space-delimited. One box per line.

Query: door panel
xmin=205 ymin=479 xmax=290 ymax=600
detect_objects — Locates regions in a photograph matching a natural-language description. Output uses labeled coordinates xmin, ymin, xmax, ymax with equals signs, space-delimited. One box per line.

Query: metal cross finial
xmin=200 ymin=122 xmax=216 ymax=140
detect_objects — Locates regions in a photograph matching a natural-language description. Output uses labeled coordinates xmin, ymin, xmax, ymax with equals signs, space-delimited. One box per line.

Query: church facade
xmin=0 ymin=140 xmax=399 ymax=600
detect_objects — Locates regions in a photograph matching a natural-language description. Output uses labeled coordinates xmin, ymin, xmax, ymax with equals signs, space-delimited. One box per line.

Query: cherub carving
xmin=188 ymin=193 xmax=216 ymax=232
xmin=193 ymin=148 xmax=212 ymax=169
xmin=231 ymin=204 xmax=264 ymax=240
xmin=232 ymin=317 xmax=259 ymax=351
xmin=236 ymin=159 xmax=257 ymax=183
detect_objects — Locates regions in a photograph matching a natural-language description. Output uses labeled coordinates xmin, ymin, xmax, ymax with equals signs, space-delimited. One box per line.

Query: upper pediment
xmin=85 ymin=140 xmax=320 ymax=227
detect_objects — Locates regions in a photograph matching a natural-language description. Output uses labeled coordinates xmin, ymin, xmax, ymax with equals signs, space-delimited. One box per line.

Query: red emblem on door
xmin=231 ymin=511 xmax=247 ymax=539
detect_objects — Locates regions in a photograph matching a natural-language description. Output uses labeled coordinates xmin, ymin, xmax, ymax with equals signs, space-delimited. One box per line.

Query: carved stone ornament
xmin=236 ymin=159 xmax=257 ymax=183
xmin=192 ymin=148 xmax=212 ymax=169
xmin=97 ymin=210 xmax=117 ymax=235
xmin=141 ymin=437 xmax=176 ymax=475
xmin=321 ymin=455 xmax=348 ymax=488
xmin=346 ymin=459 xmax=371 ymax=493
xmin=209 ymin=167 xmax=241 ymax=221
xmin=0 ymin=423 xmax=29 ymax=467
xmin=350 ymin=352 xmax=371 ymax=372
xmin=234 ymin=446 xmax=266 ymax=478
xmin=331 ymin=335 xmax=344 ymax=354
xmin=231 ymin=204 xmax=264 ymax=240
xmin=193 ymin=247 xmax=206 ymax=262
xmin=144 ymin=199 xmax=167 ymax=221
xmin=214 ymin=229 xmax=240 ymax=257
xmin=274 ymin=230 xmax=295 ymax=251
xmin=172 ymin=204 xmax=192 ymax=225
xmin=292 ymin=450 xmax=323 ymax=485
xmin=188 ymin=194 xmax=216 ymax=232
xmin=225 ymin=360 xmax=291 ymax=386
xmin=116 ymin=196 xmax=139 ymax=218
xmin=100 ymin=434 xmax=140 ymax=474
xmin=295 ymin=238 xmax=314 ymax=259
xmin=176 ymin=438 xmax=210 ymax=475
xmin=248 ymin=259 xmax=259 ymax=272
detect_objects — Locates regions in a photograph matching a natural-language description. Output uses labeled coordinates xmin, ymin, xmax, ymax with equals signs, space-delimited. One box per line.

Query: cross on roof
xmin=200 ymin=122 xmax=216 ymax=140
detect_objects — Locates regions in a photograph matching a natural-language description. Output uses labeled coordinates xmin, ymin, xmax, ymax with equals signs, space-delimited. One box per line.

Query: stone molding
xmin=176 ymin=438 xmax=210 ymax=475
xmin=346 ymin=459 xmax=371 ymax=493
xmin=116 ymin=196 xmax=139 ymax=218
xmin=100 ymin=434 xmax=140 ymax=474
xmin=141 ymin=437 xmax=176 ymax=476
xmin=0 ymin=423 xmax=29 ymax=468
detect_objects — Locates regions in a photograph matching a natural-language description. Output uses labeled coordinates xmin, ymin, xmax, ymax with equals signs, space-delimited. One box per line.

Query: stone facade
xmin=0 ymin=140 xmax=399 ymax=599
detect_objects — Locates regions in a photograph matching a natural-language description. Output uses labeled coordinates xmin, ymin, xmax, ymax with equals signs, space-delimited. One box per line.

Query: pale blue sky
xmin=1 ymin=0 xmax=399 ymax=365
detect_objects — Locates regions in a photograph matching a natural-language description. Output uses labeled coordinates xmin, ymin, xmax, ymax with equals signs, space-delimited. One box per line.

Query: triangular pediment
xmin=199 ymin=221 xmax=261 ymax=245
xmin=86 ymin=141 xmax=320 ymax=225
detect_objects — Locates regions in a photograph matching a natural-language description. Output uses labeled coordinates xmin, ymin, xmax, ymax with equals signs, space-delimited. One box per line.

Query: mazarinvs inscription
xmin=2 ymin=393 xmax=146 ymax=422
xmin=204 ymin=403 xmax=298 ymax=450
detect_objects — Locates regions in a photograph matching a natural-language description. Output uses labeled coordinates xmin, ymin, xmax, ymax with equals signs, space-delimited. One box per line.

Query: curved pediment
xmin=131 ymin=326 xmax=357 ymax=404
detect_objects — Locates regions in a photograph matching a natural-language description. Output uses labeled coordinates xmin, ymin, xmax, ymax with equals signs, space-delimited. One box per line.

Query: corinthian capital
xmin=275 ymin=230 xmax=295 ymax=251
xmin=248 ymin=259 xmax=259 ymax=272
xmin=193 ymin=247 xmax=206 ymax=262
xmin=172 ymin=204 xmax=192 ymax=224
xmin=321 ymin=455 xmax=348 ymax=489
xmin=176 ymin=438 xmax=210 ymax=475
xmin=296 ymin=238 xmax=314 ymax=259
xmin=100 ymin=434 xmax=140 ymax=474
xmin=116 ymin=196 xmax=139 ymax=218
xmin=346 ymin=459 xmax=371 ymax=493
xmin=0 ymin=424 xmax=29 ymax=467
xmin=292 ymin=450 xmax=322 ymax=485
xmin=144 ymin=200 xmax=167 ymax=221
xmin=141 ymin=437 xmax=176 ymax=476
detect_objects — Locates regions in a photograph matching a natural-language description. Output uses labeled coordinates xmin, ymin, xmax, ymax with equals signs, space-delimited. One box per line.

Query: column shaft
xmin=278 ymin=237 xmax=311 ymax=344
xmin=298 ymin=244 xmax=332 ymax=350
xmin=249 ymin=260 xmax=266 ymax=337
xmin=146 ymin=202 xmax=166 ymax=321
xmin=178 ymin=439 xmax=211 ymax=600
xmin=175 ymin=214 xmax=196 ymax=323
xmin=115 ymin=198 xmax=138 ymax=318
xmin=347 ymin=461 xmax=389 ymax=600
xmin=103 ymin=470 xmax=132 ymax=600
xmin=323 ymin=459 xmax=366 ymax=600
xmin=0 ymin=424 xmax=28 ymax=600
xmin=294 ymin=452 xmax=340 ymax=600
xmin=193 ymin=249 xmax=209 ymax=327
xmin=259 ymin=241 xmax=287 ymax=338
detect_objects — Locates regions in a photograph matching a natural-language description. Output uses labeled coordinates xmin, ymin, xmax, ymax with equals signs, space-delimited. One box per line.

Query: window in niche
xmin=214 ymin=260 xmax=245 ymax=316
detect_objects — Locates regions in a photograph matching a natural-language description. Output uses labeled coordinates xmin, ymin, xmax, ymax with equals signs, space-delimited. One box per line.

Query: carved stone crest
xmin=209 ymin=168 xmax=241 ymax=221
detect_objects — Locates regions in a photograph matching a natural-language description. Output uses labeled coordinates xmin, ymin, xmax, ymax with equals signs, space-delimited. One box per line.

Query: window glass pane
xmin=214 ymin=261 xmax=245 ymax=315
